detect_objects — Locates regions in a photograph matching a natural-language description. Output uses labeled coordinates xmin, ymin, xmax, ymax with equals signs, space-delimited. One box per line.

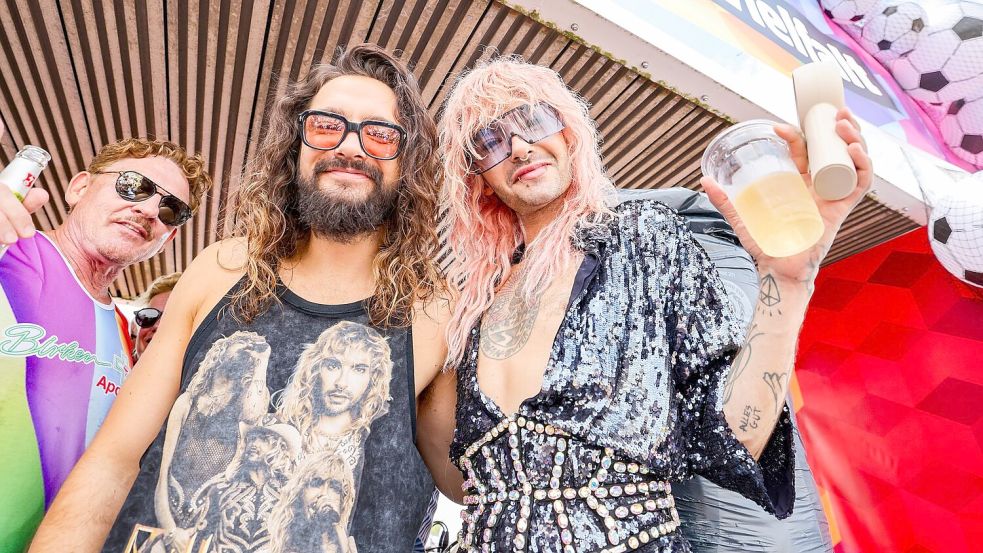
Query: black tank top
xmin=103 ymin=283 xmax=434 ymax=552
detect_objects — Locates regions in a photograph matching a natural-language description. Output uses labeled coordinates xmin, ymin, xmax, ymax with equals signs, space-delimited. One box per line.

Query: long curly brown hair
xmin=228 ymin=44 xmax=442 ymax=327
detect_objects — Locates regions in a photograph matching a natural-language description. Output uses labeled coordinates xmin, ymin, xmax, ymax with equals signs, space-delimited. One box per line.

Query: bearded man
xmin=32 ymin=44 xmax=450 ymax=553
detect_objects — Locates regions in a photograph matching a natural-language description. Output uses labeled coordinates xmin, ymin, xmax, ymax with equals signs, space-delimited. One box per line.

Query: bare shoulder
xmin=182 ymin=238 xmax=247 ymax=288
xmin=414 ymin=294 xmax=451 ymax=327
xmin=193 ymin=237 xmax=249 ymax=275
xmin=411 ymin=295 xmax=452 ymax=395
xmin=176 ymin=237 xmax=250 ymax=330
xmin=412 ymin=294 xmax=452 ymax=347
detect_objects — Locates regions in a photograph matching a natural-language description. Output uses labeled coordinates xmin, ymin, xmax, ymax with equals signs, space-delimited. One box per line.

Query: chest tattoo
xmin=480 ymin=266 xmax=540 ymax=360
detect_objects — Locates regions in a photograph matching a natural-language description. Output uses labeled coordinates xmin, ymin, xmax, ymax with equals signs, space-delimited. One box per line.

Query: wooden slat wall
xmin=0 ymin=0 xmax=914 ymax=298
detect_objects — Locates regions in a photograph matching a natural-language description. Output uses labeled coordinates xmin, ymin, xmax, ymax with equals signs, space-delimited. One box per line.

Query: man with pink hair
xmin=421 ymin=56 xmax=872 ymax=551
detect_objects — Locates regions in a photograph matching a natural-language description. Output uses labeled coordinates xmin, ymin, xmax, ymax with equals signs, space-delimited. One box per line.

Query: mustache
xmin=116 ymin=216 xmax=153 ymax=241
xmin=312 ymin=157 xmax=384 ymax=185
xmin=325 ymin=389 xmax=352 ymax=401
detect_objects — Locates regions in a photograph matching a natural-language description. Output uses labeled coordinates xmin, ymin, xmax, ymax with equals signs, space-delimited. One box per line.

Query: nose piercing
xmin=516 ymin=152 xmax=531 ymax=162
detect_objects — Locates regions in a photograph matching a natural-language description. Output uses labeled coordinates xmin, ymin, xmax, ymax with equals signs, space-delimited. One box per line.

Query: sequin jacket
xmin=449 ymin=200 xmax=795 ymax=552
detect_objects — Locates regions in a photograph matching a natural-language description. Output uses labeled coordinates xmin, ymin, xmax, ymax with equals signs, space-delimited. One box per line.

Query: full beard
xmin=295 ymin=158 xmax=399 ymax=243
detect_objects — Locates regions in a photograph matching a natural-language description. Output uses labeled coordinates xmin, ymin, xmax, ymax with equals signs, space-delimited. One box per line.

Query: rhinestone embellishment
xmin=457 ymin=416 xmax=680 ymax=552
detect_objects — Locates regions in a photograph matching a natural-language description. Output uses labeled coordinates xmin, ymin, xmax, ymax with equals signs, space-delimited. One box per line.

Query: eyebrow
xmin=313 ymin=106 xmax=398 ymax=125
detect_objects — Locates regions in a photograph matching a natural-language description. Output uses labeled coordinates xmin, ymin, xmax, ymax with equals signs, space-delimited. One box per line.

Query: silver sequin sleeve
xmin=657 ymin=203 xmax=795 ymax=519
xmin=449 ymin=200 xmax=796 ymax=551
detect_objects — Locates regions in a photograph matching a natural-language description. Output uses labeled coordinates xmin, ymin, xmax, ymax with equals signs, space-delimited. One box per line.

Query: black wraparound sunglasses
xmin=94 ymin=170 xmax=193 ymax=227
xmin=134 ymin=307 xmax=163 ymax=328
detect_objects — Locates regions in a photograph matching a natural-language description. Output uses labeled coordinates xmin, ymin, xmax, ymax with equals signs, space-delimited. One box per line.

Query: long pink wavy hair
xmin=440 ymin=56 xmax=616 ymax=369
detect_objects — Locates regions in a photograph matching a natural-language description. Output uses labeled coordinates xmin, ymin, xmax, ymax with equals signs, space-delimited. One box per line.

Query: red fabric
xmin=797 ymin=229 xmax=983 ymax=553
xmin=115 ymin=304 xmax=136 ymax=369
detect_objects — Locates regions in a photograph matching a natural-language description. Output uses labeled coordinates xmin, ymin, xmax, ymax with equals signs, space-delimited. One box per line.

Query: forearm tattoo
xmin=758 ymin=274 xmax=782 ymax=317
xmin=728 ymin=272 xmax=794 ymax=421
xmin=761 ymin=371 xmax=788 ymax=416
xmin=723 ymin=324 xmax=763 ymax=405
xmin=739 ymin=404 xmax=761 ymax=432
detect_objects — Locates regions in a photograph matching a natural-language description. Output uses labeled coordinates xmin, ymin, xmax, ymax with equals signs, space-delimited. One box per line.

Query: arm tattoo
xmin=480 ymin=267 xmax=540 ymax=360
xmin=738 ymin=404 xmax=761 ymax=432
xmin=758 ymin=274 xmax=782 ymax=317
xmin=761 ymin=371 xmax=788 ymax=416
xmin=723 ymin=324 xmax=763 ymax=405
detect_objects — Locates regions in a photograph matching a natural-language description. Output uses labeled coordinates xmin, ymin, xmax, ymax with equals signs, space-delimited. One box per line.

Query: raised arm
xmin=718 ymin=271 xmax=813 ymax=459
xmin=705 ymin=108 xmax=872 ymax=458
xmin=29 ymin=240 xmax=241 ymax=551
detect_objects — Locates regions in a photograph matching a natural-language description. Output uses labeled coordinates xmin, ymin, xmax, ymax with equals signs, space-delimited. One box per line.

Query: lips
xmin=327 ymin=392 xmax=351 ymax=403
xmin=117 ymin=220 xmax=149 ymax=240
xmin=512 ymin=161 xmax=551 ymax=182
xmin=325 ymin=168 xmax=370 ymax=179
xmin=312 ymin=157 xmax=383 ymax=187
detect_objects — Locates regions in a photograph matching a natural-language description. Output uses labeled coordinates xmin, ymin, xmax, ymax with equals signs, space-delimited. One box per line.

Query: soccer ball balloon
xmin=858 ymin=2 xmax=927 ymax=65
xmin=889 ymin=3 xmax=983 ymax=108
xmin=820 ymin=0 xmax=882 ymax=25
xmin=924 ymin=170 xmax=983 ymax=288
xmin=821 ymin=0 xmax=983 ymax=169
xmin=941 ymin=97 xmax=983 ymax=167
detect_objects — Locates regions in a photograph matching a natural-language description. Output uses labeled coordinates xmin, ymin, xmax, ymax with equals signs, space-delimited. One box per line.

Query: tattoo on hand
xmin=761 ymin=372 xmax=788 ymax=415
xmin=723 ymin=324 xmax=762 ymax=405
xmin=758 ymin=274 xmax=782 ymax=317
xmin=738 ymin=404 xmax=761 ymax=432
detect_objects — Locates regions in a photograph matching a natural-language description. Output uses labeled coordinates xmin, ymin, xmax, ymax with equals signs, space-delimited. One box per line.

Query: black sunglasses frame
xmin=134 ymin=307 xmax=163 ymax=328
xmin=297 ymin=110 xmax=407 ymax=161
xmin=94 ymin=170 xmax=193 ymax=227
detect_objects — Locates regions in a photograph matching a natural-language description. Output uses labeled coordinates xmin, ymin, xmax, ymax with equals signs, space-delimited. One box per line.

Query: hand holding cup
xmin=701 ymin=107 xmax=873 ymax=284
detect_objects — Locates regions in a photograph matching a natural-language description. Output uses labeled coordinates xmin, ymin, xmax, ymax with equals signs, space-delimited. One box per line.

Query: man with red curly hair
xmin=0 ymin=137 xmax=211 ymax=550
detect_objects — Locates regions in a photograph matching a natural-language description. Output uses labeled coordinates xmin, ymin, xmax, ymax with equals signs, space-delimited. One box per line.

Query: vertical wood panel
xmin=0 ymin=0 xmax=912 ymax=298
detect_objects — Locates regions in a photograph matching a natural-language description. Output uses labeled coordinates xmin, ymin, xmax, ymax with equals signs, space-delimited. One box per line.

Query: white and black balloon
xmin=926 ymin=175 xmax=983 ymax=288
xmin=820 ymin=0 xmax=983 ymax=169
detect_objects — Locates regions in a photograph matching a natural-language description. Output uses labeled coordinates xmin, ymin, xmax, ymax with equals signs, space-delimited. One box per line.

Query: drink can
xmin=0 ymin=145 xmax=51 ymax=201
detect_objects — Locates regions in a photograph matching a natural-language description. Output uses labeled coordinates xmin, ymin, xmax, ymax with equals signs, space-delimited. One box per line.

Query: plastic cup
xmin=701 ymin=120 xmax=824 ymax=258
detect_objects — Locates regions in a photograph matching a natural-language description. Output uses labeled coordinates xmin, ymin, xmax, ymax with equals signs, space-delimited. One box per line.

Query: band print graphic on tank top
xmin=113 ymin=308 xmax=422 ymax=553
